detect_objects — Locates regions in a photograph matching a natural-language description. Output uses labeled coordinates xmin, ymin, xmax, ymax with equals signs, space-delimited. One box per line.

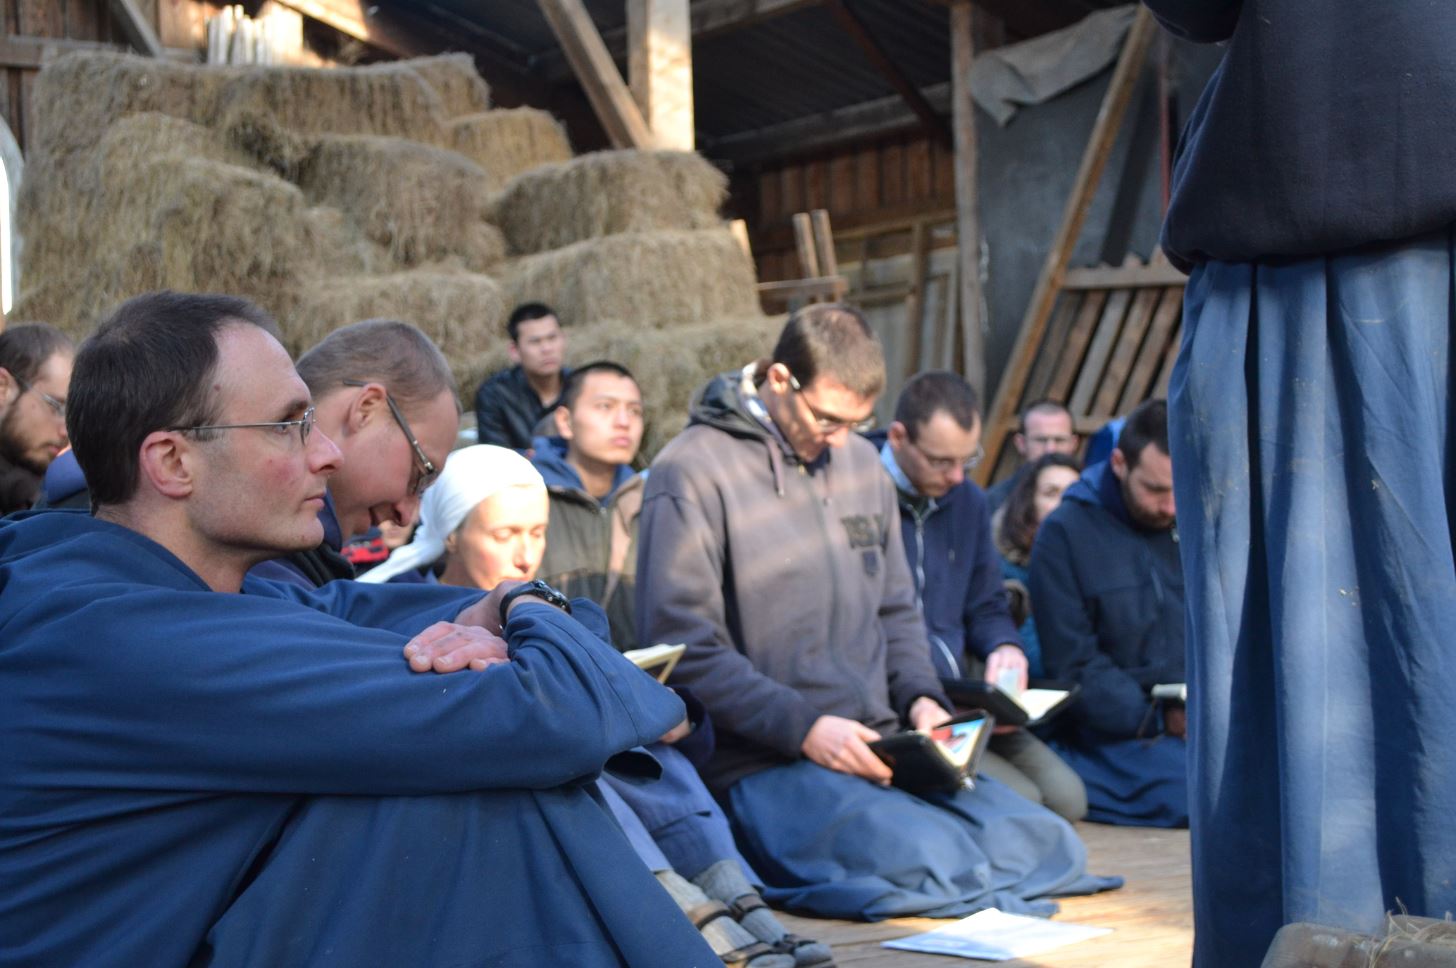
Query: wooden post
xmin=537 ymin=0 xmax=654 ymax=149
xmin=627 ymin=0 xmax=694 ymax=151
xmin=976 ymin=6 xmax=1157 ymax=483
xmin=110 ymin=0 xmax=164 ymax=56
xmin=949 ymin=0 xmax=985 ymax=398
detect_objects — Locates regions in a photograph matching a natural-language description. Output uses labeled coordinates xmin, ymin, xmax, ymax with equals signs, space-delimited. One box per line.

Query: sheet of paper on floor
xmin=881 ymin=908 xmax=1112 ymax=960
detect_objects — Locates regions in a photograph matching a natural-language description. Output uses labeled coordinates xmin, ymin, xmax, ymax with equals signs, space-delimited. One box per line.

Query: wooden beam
xmin=976 ymin=6 xmax=1156 ymax=484
xmin=276 ymin=0 xmax=429 ymax=56
xmin=109 ymin=0 xmax=164 ymax=56
xmin=0 ymin=34 xmax=121 ymax=69
xmin=1062 ymin=262 xmax=1188 ymax=290
xmin=537 ymin=0 xmax=653 ymax=149
xmin=538 ymin=0 xmax=820 ymax=82
xmin=824 ymin=0 xmax=951 ymax=148
xmin=628 ymin=0 xmax=695 ymax=150
xmin=950 ymin=1 xmax=986 ymax=397
xmin=703 ymin=82 xmax=950 ymax=164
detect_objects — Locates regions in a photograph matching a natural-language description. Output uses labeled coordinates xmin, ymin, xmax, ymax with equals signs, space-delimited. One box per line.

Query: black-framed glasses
xmin=171 ymin=407 xmax=316 ymax=447
xmin=787 ymin=374 xmax=876 ymax=434
xmin=342 ymin=380 xmax=439 ymax=496
xmin=13 ymin=374 xmax=66 ymax=419
xmin=908 ymin=437 xmax=984 ymax=474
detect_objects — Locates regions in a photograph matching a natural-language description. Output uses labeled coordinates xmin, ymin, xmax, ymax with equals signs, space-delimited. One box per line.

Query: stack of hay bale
xmin=15 ymin=51 xmax=779 ymax=457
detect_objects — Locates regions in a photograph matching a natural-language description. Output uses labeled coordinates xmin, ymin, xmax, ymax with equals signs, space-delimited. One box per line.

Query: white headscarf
xmin=358 ymin=444 xmax=545 ymax=584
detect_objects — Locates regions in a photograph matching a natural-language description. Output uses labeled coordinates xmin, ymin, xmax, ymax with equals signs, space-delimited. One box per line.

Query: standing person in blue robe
xmin=637 ymin=305 xmax=1119 ymax=922
xmin=1029 ymin=400 xmax=1188 ymax=828
xmin=1144 ymin=1 xmax=1456 ymax=963
xmin=0 ymin=290 xmax=717 ymax=968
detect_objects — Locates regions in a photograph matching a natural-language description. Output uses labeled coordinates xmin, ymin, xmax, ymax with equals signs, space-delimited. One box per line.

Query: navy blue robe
xmin=1171 ymin=230 xmax=1456 ymax=966
xmin=0 ymin=511 xmax=717 ymax=967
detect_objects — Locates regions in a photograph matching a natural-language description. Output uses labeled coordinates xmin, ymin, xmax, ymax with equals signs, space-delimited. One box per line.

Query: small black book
xmin=869 ymin=711 xmax=995 ymax=796
xmin=939 ymin=678 xmax=1080 ymax=728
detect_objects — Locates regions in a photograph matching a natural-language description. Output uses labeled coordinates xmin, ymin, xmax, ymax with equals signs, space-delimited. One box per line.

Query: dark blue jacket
xmin=0 ymin=511 xmax=709 ymax=967
xmin=1150 ymin=0 xmax=1456 ymax=268
xmin=871 ymin=435 xmax=1021 ymax=678
xmin=1028 ymin=461 xmax=1184 ymax=739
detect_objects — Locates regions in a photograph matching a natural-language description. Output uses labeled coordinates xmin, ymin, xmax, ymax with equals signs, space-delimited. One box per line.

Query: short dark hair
xmin=506 ymin=302 xmax=558 ymax=343
xmin=0 ymin=323 xmax=73 ymax=385
xmin=559 ymin=360 xmax=637 ymax=412
xmin=68 ymin=290 xmax=280 ymax=508
xmin=894 ymin=370 xmax=979 ymax=441
xmin=769 ymin=303 xmax=885 ymax=399
xmin=999 ymin=452 xmax=1081 ymax=556
xmin=1116 ymin=399 xmax=1169 ymax=469
xmin=1019 ymin=398 xmax=1071 ymax=433
xmin=296 ymin=318 xmax=457 ymax=411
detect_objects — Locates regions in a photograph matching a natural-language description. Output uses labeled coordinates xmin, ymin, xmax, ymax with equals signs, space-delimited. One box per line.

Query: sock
xmin=692 ymin=860 xmax=835 ymax=966
xmin=656 ymin=870 xmax=791 ymax=965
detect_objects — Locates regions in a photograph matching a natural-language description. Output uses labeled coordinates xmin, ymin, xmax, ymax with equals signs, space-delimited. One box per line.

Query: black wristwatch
xmin=499 ymin=579 xmax=572 ymax=619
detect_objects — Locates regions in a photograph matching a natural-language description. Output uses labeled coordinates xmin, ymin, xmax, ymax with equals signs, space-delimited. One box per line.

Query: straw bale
xmin=405 ymin=53 xmax=491 ymax=117
xmin=447 ymin=108 xmax=572 ymax=192
xmin=287 ymin=270 xmax=507 ymax=363
xmin=297 ymin=135 xmax=502 ymax=269
xmin=502 ymin=229 xmax=761 ymax=330
xmin=492 ymin=150 xmax=727 ymax=256
xmin=29 ymin=51 xmax=456 ymax=161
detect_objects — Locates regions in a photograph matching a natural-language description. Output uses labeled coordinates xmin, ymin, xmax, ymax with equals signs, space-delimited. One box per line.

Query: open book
xmin=621 ymin=643 xmax=686 ymax=683
xmin=869 ymin=712 xmax=994 ymax=796
xmin=939 ymin=678 xmax=1079 ymax=728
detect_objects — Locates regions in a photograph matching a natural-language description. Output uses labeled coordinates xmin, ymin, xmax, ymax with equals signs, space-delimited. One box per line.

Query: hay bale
xmin=287 ymin=269 xmax=507 ymax=362
xmin=297 ymin=135 xmax=502 ymax=270
xmin=405 ymin=53 xmax=491 ymax=117
xmin=492 ymin=150 xmax=727 ymax=256
xmin=29 ymin=51 xmax=456 ymax=160
xmin=447 ymin=108 xmax=572 ymax=192
xmin=502 ymin=229 xmax=761 ymax=331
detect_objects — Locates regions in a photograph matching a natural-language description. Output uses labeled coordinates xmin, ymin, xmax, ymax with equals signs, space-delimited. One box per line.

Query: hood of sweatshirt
xmin=530 ymin=435 xmax=636 ymax=504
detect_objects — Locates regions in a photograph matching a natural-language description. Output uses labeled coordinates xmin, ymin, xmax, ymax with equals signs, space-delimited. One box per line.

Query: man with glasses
xmin=985 ymin=399 xmax=1078 ymax=512
xmin=877 ymin=371 xmax=1086 ymax=823
xmin=249 ymin=319 xmax=461 ymax=587
xmin=0 ymin=323 xmax=73 ymax=515
xmin=637 ymin=305 xmax=1113 ymax=921
xmin=0 ymin=290 xmax=714 ymax=967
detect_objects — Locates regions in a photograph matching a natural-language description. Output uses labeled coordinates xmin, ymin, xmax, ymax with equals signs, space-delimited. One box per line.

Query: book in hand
xmin=868 ymin=711 xmax=994 ymax=796
xmin=621 ymin=643 xmax=686 ymax=683
xmin=1151 ymin=682 xmax=1187 ymax=703
xmin=939 ymin=677 xmax=1079 ymax=728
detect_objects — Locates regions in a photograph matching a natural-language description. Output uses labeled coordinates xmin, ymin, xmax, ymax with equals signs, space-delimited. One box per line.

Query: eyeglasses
xmin=13 ymin=374 xmax=66 ymax=420
xmin=908 ymin=437 xmax=984 ymax=474
xmin=171 ymin=407 xmax=316 ymax=447
xmin=787 ymin=374 xmax=876 ymax=434
xmin=342 ymin=380 xmax=439 ymax=496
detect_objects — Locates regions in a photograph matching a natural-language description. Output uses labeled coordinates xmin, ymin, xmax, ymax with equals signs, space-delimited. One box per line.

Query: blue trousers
xmin=726 ymin=761 xmax=1120 ymax=921
xmin=1170 ymin=229 xmax=1456 ymax=967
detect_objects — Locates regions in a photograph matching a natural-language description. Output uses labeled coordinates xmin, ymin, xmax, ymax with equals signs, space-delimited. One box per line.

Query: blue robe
xmin=0 ymin=511 xmax=717 ymax=967
xmin=1170 ymin=229 xmax=1456 ymax=966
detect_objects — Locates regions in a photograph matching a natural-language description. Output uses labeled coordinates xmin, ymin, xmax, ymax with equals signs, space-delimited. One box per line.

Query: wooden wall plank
xmin=780 ymin=164 xmax=803 ymax=218
xmin=1045 ymin=289 xmax=1107 ymax=403
xmin=758 ymin=168 xmax=782 ymax=223
xmin=805 ymin=157 xmax=827 ymax=211
xmin=855 ymin=145 xmax=879 ymax=209
xmin=905 ymin=136 xmax=931 ymax=203
xmin=1023 ymin=294 xmax=1078 ymax=405
xmin=931 ymin=137 xmax=955 ymax=201
xmin=880 ymin=140 xmax=905 ymax=207
xmin=828 ymin=153 xmax=855 ymax=216
xmin=1067 ymin=285 xmax=1134 ymax=414
xmin=19 ymin=0 xmax=66 ymax=37
xmin=1117 ymin=289 xmax=1182 ymax=412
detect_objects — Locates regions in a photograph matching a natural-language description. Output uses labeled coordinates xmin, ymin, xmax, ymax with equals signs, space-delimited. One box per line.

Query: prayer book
xmin=869 ymin=712 xmax=994 ymax=796
xmin=939 ymin=677 xmax=1079 ymax=728
xmin=1151 ymin=682 xmax=1187 ymax=702
xmin=881 ymin=908 xmax=1112 ymax=960
xmin=622 ymin=643 xmax=686 ymax=683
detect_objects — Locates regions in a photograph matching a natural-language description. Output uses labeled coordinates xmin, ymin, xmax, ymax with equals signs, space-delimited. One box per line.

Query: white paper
xmin=881 ymin=908 xmax=1111 ymax=960
xmin=1015 ymin=688 xmax=1068 ymax=722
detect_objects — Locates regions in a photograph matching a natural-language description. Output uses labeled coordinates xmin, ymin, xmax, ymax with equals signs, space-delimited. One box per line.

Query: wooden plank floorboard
xmin=776 ymin=823 xmax=1191 ymax=967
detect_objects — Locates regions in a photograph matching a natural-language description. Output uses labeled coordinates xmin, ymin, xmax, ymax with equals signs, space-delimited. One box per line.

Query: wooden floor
xmin=777 ymin=823 xmax=1192 ymax=967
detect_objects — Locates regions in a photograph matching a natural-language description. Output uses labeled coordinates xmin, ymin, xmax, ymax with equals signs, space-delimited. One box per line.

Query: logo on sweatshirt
xmin=840 ymin=514 xmax=884 ymax=577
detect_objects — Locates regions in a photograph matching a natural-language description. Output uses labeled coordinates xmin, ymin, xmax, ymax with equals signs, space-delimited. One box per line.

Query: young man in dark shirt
xmin=473 ymin=302 xmax=570 ymax=451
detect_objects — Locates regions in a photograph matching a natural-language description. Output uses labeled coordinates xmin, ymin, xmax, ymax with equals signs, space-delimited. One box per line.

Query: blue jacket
xmin=872 ymin=436 xmax=1022 ymax=678
xmin=0 ymin=511 xmax=709 ymax=967
xmin=1028 ymin=461 xmax=1184 ymax=739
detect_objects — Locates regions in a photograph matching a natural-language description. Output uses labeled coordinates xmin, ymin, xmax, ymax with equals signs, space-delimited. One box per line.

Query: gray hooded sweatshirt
xmin=636 ymin=367 xmax=948 ymax=791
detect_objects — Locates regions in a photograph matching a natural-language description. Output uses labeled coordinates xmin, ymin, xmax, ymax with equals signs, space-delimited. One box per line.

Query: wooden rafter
xmin=537 ymin=0 xmax=654 ymax=149
xmin=110 ymin=0 xmax=164 ymax=56
xmin=825 ymin=0 xmax=951 ymax=148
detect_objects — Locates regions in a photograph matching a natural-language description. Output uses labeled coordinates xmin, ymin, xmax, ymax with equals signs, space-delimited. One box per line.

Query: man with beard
xmin=1028 ymin=399 xmax=1187 ymax=828
xmin=0 ymin=324 xmax=73 ymax=514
